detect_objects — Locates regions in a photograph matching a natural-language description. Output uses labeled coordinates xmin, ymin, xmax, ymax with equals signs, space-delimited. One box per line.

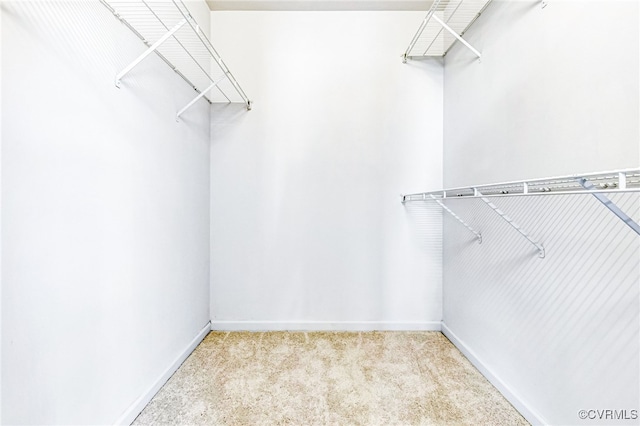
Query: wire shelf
xmin=101 ymin=0 xmax=251 ymax=114
xmin=402 ymin=169 xmax=640 ymax=201
xmin=403 ymin=168 xmax=640 ymax=253
xmin=404 ymin=0 xmax=491 ymax=59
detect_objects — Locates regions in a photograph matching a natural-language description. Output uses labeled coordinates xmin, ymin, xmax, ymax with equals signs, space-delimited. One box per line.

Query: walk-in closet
xmin=1 ymin=0 xmax=638 ymax=424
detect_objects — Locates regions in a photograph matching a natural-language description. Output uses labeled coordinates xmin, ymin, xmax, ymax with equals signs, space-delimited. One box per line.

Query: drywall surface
xmin=209 ymin=11 xmax=443 ymax=329
xmin=1 ymin=1 xmax=210 ymax=424
xmin=0 ymin=5 xmax=3 ymax=424
xmin=443 ymin=0 xmax=639 ymax=186
xmin=442 ymin=1 xmax=639 ymax=424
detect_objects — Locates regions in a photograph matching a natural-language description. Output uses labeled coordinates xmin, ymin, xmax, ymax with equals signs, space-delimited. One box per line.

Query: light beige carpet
xmin=133 ymin=332 xmax=529 ymax=425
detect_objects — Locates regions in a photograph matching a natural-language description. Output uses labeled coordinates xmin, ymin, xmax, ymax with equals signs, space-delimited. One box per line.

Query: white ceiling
xmin=206 ymin=0 xmax=433 ymax=11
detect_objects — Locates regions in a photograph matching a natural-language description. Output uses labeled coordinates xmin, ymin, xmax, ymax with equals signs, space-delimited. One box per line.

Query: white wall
xmin=209 ymin=11 xmax=444 ymax=330
xmin=442 ymin=1 xmax=639 ymax=424
xmin=0 ymin=4 xmax=3 ymax=423
xmin=1 ymin=1 xmax=211 ymax=424
xmin=443 ymin=0 xmax=639 ymax=186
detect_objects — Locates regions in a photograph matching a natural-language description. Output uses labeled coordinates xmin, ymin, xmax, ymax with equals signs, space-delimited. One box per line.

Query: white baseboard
xmin=441 ymin=322 xmax=547 ymax=426
xmin=114 ymin=322 xmax=211 ymax=426
xmin=210 ymin=320 xmax=442 ymax=331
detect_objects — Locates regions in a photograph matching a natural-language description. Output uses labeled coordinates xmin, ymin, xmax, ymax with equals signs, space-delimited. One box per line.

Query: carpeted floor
xmin=133 ymin=331 xmax=529 ymax=425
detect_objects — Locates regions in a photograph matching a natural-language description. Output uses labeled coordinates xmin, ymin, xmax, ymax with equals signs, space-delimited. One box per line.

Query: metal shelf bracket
xmin=115 ymin=18 xmax=187 ymax=87
xmin=176 ymin=76 xmax=227 ymax=120
xmin=432 ymin=15 xmax=481 ymax=59
xmin=403 ymin=0 xmax=490 ymax=60
xmin=577 ymin=175 xmax=640 ymax=236
xmin=402 ymin=193 xmax=482 ymax=243
xmin=430 ymin=194 xmax=482 ymax=243
xmin=476 ymin=189 xmax=545 ymax=258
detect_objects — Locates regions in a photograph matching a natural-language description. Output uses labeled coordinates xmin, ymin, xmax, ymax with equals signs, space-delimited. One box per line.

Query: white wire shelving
xmin=403 ymin=0 xmax=492 ymax=61
xmin=402 ymin=169 xmax=640 ymax=258
xmin=101 ymin=0 xmax=251 ymax=119
xmin=402 ymin=169 xmax=640 ymax=201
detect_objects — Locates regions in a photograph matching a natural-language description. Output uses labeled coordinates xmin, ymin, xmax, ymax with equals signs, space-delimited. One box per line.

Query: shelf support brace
xmin=176 ymin=76 xmax=227 ymax=120
xmin=432 ymin=15 xmax=481 ymax=59
xmin=115 ymin=19 xmax=187 ymax=87
xmin=577 ymin=177 xmax=640 ymax=236
xmin=476 ymin=189 xmax=545 ymax=258
xmin=430 ymin=195 xmax=482 ymax=243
